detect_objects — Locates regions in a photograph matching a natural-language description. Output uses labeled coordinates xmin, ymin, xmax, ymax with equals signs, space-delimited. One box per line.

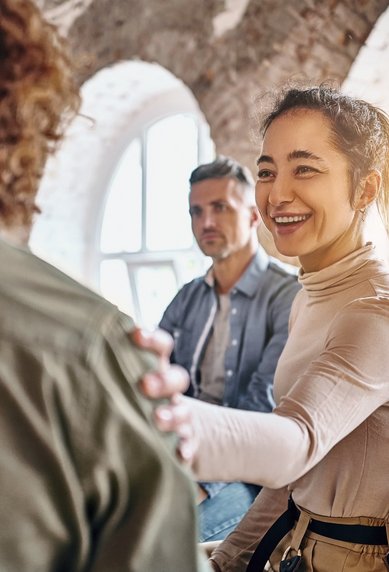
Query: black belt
xmin=246 ymin=497 xmax=388 ymax=572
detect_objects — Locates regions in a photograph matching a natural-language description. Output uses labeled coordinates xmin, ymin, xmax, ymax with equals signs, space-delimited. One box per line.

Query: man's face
xmin=189 ymin=177 xmax=257 ymax=260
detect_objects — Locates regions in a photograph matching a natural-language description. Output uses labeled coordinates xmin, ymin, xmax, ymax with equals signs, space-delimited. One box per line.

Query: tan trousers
xmin=267 ymin=505 xmax=389 ymax=571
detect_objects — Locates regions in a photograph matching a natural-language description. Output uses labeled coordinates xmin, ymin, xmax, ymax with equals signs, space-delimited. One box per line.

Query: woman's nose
xmin=268 ymin=174 xmax=294 ymax=206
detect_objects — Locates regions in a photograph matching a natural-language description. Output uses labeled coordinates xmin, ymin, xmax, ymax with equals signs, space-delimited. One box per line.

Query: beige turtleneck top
xmin=190 ymin=245 xmax=389 ymax=570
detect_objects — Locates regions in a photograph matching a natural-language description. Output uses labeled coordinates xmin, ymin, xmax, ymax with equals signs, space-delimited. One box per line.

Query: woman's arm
xmin=135 ymin=298 xmax=389 ymax=487
xmin=191 ymin=297 xmax=389 ymax=487
xmin=190 ymin=397 xmax=307 ymax=488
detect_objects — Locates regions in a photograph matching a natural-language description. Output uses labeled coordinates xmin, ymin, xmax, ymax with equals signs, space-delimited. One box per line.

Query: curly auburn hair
xmin=0 ymin=0 xmax=80 ymax=232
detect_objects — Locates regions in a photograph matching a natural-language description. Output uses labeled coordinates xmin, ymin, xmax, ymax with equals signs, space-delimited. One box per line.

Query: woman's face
xmin=255 ymin=109 xmax=363 ymax=272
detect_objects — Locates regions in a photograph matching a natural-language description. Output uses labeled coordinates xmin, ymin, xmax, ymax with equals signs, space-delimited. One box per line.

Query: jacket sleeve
xmin=159 ymin=288 xmax=185 ymax=364
xmin=0 ymin=307 xmax=209 ymax=572
xmin=237 ymin=279 xmax=300 ymax=412
xmin=68 ymin=312 xmax=208 ymax=571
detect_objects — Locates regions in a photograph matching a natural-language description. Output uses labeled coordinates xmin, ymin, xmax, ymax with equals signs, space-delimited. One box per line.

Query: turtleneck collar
xmin=298 ymin=243 xmax=386 ymax=296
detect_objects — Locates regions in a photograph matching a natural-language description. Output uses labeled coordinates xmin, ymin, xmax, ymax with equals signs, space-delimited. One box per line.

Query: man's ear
xmin=250 ymin=205 xmax=260 ymax=228
xmin=354 ymin=169 xmax=381 ymax=211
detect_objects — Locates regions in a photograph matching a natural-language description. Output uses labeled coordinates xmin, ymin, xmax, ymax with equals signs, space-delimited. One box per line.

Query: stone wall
xmin=39 ymin=0 xmax=389 ymax=171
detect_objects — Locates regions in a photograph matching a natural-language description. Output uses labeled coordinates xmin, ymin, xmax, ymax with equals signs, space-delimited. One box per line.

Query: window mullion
xmin=141 ymin=131 xmax=148 ymax=253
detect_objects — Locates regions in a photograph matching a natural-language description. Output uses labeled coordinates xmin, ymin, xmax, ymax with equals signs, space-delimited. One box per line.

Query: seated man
xmin=0 ymin=2 xmax=208 ymax=570
xmin=160 ymin=156 xmax=300 ymax=541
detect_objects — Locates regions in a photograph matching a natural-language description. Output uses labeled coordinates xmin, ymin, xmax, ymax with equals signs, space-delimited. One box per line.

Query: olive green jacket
xmin=0 ymin=239 xmax=209 ymax=572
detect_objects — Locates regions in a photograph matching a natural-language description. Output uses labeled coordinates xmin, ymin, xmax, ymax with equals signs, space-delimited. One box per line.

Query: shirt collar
xmin=204 ymin=246 xmax=269 ymax=297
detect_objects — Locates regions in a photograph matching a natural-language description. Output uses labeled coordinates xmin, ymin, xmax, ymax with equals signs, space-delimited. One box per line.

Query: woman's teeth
xmin=274 ymin=215 xmax=309 ymax=224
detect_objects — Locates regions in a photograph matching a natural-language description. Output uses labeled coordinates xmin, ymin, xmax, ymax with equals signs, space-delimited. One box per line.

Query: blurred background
xmin=31 ymin=0 xmax=389 ymax=329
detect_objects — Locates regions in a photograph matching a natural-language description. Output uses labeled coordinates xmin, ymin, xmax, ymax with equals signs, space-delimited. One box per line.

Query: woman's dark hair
xmin=260 ymin=85 xmax=389 ymax=232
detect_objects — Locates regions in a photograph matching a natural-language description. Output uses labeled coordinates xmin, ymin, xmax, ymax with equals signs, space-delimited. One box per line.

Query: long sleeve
xmin=190 ymin=397 xmax=307 ymax=488
xmin=191 ymin=297 xmax=389 ymax=489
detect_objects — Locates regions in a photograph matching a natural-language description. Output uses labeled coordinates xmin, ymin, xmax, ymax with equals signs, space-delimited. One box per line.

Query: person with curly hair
xmin=0 ymin=0 xmax=79 ymax=239
xmin=0 ymin=1 xmax=209 ymax=570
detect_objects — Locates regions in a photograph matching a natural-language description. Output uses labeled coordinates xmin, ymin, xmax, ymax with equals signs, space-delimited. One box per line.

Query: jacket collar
xmin=204 ymin=246 xmax=269 ymax=297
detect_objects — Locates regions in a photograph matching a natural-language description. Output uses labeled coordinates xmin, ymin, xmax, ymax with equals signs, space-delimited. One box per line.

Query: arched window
xmin=30 ymin=61 xmax=214 ymax=328
xmin=99 ymin=112 xmax=214 ymax=328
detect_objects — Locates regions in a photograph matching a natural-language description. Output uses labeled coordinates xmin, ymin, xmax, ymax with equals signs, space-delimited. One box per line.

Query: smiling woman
xmin=255 ymin=107 xmax=376 ymax=271
xmin=178 ymin=85 xmax=389 ymax=572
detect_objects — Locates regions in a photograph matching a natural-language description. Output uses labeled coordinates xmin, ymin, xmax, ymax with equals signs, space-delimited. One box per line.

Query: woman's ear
xmin=355 ymin=169 xmax=381 ymax=211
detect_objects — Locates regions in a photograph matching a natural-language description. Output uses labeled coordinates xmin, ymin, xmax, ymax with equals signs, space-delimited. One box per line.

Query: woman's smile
xmin=269 ymin=212 xmax=312 ymax=235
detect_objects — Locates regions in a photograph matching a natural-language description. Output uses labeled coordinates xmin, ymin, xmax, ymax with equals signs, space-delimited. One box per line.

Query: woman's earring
xmin=359 ymin=207 xmax=367 ymax=222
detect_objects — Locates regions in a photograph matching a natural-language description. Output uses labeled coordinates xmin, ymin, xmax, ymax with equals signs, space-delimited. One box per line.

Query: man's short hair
xmin=189 ymin=156 xmax=255 ymax=190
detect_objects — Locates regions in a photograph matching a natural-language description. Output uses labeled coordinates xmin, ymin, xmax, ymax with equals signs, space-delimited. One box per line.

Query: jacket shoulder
xmin=267 ymin=256 xmax=299 ymax=281
xmin=170 ymin=275 xmax=208 ymax=302
xmin=0 ymin=241 xmax=123 ymax=352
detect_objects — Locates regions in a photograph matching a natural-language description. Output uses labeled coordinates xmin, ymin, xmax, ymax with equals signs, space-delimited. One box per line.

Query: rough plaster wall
xmin=40 ymin=0 xmax=389 ymax=172
xmin=32 ymin=0 xmax=389 ymax=272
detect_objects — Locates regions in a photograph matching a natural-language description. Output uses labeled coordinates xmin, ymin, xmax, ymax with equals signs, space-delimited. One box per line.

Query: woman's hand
xmin=131 ymin=328 xmax=197 ymax=464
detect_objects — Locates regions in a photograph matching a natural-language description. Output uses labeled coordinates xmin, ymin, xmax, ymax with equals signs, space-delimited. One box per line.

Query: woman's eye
xmin=295 ymin=165 xmax=317 ymax=176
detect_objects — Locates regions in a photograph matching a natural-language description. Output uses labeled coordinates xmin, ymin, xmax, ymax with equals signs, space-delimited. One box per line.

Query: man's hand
xmin=131 ymin=328 xmax=197 ymax=464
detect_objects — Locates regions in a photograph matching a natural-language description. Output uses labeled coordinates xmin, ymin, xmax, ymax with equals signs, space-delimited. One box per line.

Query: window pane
xmin=146 ymin=115 xmax=197 ymax=251
xmin=177 ymin=252 xmax=211 ymax=285
xmin=134 ymin=264 xmax=178 ymax=330
xmin=100 ymin=139 xmax=142 ymax=254
xmin=100 ymin=259 xmax=135 ymax=319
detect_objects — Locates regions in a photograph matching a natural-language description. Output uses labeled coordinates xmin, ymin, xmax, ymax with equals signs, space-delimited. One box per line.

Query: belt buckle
xmin=280 ymin=546 xmax=302 ymax=572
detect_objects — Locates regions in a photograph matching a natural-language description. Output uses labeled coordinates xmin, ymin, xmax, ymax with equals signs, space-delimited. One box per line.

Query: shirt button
xmin=231 ymin=289 xmax=237 ymax=295
xmin=231 ymin=307 xmax=237 ymax=315
xmin=226 ymin=370 xmax=233 ymax=377
xmin=231 ymin=339 xmax=238 ymax=346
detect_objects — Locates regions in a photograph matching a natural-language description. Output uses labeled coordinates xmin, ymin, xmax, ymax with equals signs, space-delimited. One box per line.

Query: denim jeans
xmin=198 ymin=482 xmax=261 ymax=542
